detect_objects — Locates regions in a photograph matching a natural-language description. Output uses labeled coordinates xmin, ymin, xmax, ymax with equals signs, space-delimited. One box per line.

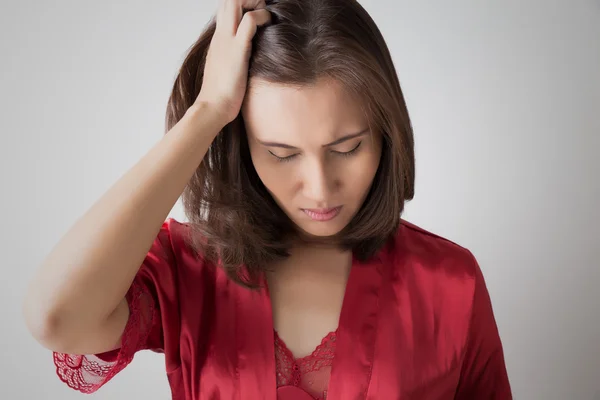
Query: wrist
xmin=186 ymin=100 xmax=230 ymax=131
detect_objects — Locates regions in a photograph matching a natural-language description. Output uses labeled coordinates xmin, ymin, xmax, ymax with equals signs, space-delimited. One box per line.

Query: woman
xmin=23 ymin=0 xmax=512 ymax=398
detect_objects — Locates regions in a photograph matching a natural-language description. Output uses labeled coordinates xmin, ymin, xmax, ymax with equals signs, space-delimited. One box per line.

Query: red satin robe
xmin=53 ymin=218 xmax=512 ymax=399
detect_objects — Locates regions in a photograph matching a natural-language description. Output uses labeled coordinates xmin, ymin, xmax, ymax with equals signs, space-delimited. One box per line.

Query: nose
xmin=301 ymin=158 xmax=335 ymax=206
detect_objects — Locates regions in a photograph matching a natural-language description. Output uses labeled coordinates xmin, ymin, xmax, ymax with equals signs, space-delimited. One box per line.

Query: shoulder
xmin=381 ymin=221 xmax=503 ymax=383
xmin=143 ymin=218 xmax=216 ymax=280
xmin=156 ymin=218 xmax=192 ymax=249
xmin=390 ymin=219 xmax=480 ymax=279
xmin=385 ymin=219 xmax=483 ymax=314
xmin=155 ymin=218 xmax=201 ymax=261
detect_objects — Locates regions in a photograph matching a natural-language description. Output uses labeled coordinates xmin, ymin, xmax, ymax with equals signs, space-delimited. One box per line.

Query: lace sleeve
xmin=52 ymin=277 xmax=160 ymax=393
xmin=50 ymin=220 xmax=181 ymax=393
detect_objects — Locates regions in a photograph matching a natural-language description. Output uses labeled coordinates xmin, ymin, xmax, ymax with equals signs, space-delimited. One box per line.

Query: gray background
xmin=1 ymin=0 xmax=599 ymax=399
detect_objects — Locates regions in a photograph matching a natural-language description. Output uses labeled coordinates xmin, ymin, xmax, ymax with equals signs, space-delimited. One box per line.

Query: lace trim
xmin=295 ymin=331 xmax=337 ymax=373
xmin=53 ymin=280 xmax=155 ymax=393
xmin=274 ymin=330 xmax=337 ymax=389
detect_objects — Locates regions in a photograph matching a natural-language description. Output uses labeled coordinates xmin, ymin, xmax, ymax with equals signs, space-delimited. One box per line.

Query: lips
xmin=301 ymin=206 xmax=342 ymax=222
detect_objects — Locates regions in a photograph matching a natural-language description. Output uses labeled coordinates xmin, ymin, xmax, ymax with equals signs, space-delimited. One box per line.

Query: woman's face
xmin=242 ymin=78 xmax=382 ymax=238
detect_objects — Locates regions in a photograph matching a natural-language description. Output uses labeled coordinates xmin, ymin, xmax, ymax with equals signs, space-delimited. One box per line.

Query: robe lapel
xmin=235 ymin=277 xmax=277 ymax=400
xmin=326 ymin=250 xmax=386 ymax=399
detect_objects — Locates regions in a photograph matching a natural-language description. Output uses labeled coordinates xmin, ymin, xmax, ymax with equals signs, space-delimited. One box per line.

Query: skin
xmin=242 ymin=77 xmax=383 ymax=357
xmin=23 ymin=0 xmax=382 ymax=366
xmin=242 ymin=77 xmax=382 ymax=239
xmin=22 ymin=0 xmax=272 ymax=356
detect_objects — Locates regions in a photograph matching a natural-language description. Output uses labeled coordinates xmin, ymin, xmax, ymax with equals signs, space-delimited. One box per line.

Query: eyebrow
xmin=256 ymin=128 xmax=370 ymax=149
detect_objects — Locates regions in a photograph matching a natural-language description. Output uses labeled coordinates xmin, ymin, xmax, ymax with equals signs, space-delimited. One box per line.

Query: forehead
xmin=242 ymin=78 xmax=368 ymax=143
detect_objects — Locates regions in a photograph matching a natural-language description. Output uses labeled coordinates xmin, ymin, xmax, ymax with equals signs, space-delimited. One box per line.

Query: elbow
xmin=22 ymin=290 xmax=73 ymax=353
xmin=23 ymin=296 xmax=60 ymax=348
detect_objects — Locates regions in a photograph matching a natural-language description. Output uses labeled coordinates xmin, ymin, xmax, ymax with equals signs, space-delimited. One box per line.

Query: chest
xmin=170 ymin=252 xmax=469 ymax=399
xmin=267 ymin=261 xmax=350 ymax=358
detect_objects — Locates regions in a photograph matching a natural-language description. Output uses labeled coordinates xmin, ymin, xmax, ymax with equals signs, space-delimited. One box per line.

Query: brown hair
xmin=165 ymin=0 xmax=415 ymax=287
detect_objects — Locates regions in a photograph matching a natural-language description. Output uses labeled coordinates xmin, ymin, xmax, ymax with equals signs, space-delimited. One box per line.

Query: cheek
xmin=342 ymin=148 xmax=381 ymax=196
xmin=250 ymin=153 xmax=294 ymax=201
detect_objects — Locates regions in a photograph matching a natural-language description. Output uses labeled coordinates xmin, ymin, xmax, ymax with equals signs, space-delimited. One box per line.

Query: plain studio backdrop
xmin=1 ymin=1 xmax=598 ymax=399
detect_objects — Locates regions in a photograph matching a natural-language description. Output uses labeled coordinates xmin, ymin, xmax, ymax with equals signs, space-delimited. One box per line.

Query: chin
xmin=294 ymin=221 xmax=347 ymax=239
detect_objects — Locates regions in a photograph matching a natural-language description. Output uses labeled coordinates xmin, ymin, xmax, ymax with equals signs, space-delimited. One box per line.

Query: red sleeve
xmin=455 ymin=254 xmax=512 ymax=399
xmin=53 ymin=220 xmax=176 ymax=394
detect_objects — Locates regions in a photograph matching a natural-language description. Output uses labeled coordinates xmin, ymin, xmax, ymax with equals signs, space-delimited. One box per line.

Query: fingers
xmin=235 ymin=8 xmax=271 ymax=43
xmin=241 ymin=0 xmax=267 ymax=10
xmin=217 ymin=0 xmax=268 ymax=36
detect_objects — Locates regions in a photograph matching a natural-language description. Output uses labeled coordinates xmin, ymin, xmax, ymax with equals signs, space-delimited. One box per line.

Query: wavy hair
xmin=165 ymin=0 xmax=415 ymax=287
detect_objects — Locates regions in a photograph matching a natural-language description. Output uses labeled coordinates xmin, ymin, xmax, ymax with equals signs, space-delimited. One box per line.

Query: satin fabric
xmin=55 ymin=218 xmax=512 ymax=399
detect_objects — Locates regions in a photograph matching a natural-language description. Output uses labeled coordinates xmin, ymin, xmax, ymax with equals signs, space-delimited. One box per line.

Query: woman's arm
xmin=23 ymin=103 xmax=225 ymax=355
xmin=23 ymin=0 xmax=271 ymax=357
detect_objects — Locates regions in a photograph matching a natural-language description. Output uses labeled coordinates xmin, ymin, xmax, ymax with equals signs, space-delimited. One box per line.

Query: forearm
xmin=23 ymin=102 xmax=224 ymax=343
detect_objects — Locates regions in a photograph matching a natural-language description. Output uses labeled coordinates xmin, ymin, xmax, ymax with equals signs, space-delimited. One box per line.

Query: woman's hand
xmin=195 ymin=0 xmax=271 ymax=124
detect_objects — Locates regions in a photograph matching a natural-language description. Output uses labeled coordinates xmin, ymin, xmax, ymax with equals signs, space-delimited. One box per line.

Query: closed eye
xmin=269 ymin=151 xmax=298 ymax=162
xmin=332 ymin=141 xmax=362 ymax=156
xmin=269 ymin=141 xmax=362 ymax=162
